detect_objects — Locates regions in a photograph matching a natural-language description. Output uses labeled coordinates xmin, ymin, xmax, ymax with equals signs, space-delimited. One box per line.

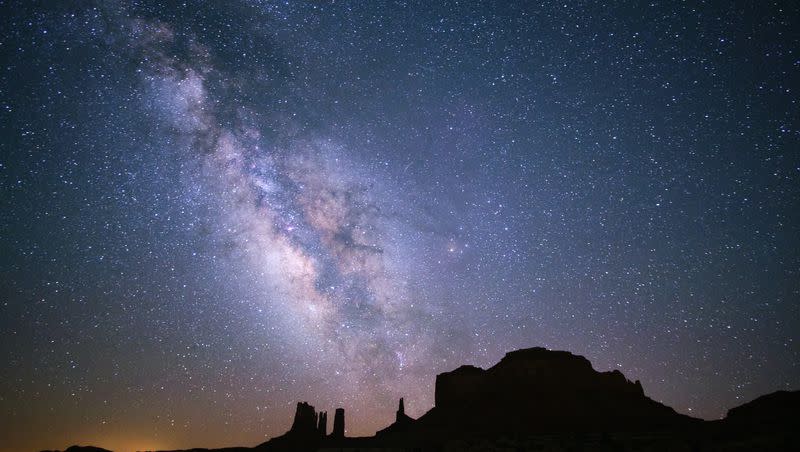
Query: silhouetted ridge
xmin=723 ymin=390 xmax=800 ymax=430
xmin=417 ymin=346 xmax=695 ymax=435
xmin=138 ymin=346 xmax=798 ymax=451
xmin=40 ymin=446 xmax=112 ymax=452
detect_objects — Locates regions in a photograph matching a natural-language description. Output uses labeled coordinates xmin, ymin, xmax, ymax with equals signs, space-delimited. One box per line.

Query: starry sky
xmin=1 ymin=1 xmax=798 ymax=451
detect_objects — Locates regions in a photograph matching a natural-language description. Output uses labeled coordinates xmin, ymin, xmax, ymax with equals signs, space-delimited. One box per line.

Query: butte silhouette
xmin=45 ymin=347 xmax=799 ymax=452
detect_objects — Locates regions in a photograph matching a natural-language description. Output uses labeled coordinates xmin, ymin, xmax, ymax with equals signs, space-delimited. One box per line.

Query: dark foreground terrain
xmin=46 ymin=347 xmax=799 ymax=452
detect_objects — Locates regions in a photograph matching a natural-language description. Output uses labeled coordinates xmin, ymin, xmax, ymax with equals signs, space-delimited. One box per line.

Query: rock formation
xmin=416 ymin=347 xmax=696 ymax=434
xmin=396 ymin=397 xmax=406 ymax=421
xmin=316 ymin=410 xmax=327 ymax=436
xmin=175 ymin=347 xmax=800 ymax=451
xmin=255 ymin=402 xmax=333 ymax=451
xmin=289 ymin=401 xmax=318 ymax=435
xmin=376 ymin=397 xmax=416 ymax=438
xmin=331 ymin=407 xmax=345 ymax=438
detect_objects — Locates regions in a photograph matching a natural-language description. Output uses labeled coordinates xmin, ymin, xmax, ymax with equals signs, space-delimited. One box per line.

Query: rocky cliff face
xmin=419 ymin=347 xmax=695 ymax=434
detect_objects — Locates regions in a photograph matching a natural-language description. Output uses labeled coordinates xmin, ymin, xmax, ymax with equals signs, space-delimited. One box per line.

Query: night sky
xmin=1 ymin=1 xmax=799 ymax=451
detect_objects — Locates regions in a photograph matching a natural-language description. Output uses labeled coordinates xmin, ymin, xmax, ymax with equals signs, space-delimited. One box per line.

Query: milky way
xmin=1 ymin=2 xmax=799 ymax=452
xmin=128 ymin=12 xmax=438 ymax=404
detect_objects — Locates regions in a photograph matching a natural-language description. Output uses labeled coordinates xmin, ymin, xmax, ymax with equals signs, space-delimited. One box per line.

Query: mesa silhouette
xmin=40 ymin=446 xmax=113 ymax=452
xmin=50 ymin=347 xmax=799 ymax=452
